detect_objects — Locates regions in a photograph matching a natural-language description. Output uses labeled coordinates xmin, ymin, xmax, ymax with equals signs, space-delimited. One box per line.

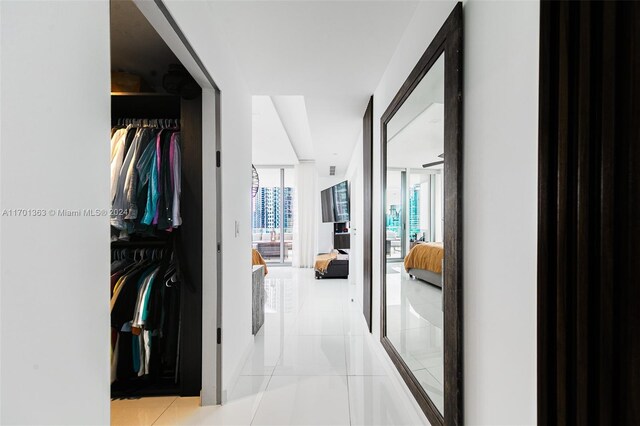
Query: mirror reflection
xmin=385 ymin=54 xmax=445 ymax=414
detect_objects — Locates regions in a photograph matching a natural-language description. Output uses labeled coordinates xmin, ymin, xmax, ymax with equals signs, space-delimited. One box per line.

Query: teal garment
xmin=131 ymin=266 xmax=155 ymax=373
xmin=132 ymin=334 xmax=140 ymax=373
xmin=136 ymin=136 xmax=156 ymax=190
xmin=140 ymin=270 xmax=158 ymax=322
xmin=136 ymin=140 xmax=159 ymax=225
xmin=134 ymin=134 xmax=157 ymax=231
xmin=142 ymin=153 xmax=159 ymax=225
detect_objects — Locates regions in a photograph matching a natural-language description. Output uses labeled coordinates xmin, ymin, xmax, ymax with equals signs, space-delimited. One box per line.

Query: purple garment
xmin=166 ymin=132 xmax=177 ymax=232
xmin=152 ymin=130 xmax=162 ymax=225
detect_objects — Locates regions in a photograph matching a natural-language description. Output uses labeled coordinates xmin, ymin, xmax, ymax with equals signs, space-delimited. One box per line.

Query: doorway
xmin=109 ymin=0 xmax=221 ymax=407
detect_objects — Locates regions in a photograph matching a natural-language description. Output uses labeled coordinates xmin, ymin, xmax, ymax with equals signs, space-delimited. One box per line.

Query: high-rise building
xmin=386 ymin=204 xmax=401 ymax=235
xmin=252 ymin=186 xmax=295 ymax=233
xmin=409 ymin=185 xmax=420 ymax=239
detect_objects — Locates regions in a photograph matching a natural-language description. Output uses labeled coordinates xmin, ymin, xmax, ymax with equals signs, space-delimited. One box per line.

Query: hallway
xmin=111 ymin=268 xmax=426 ymax=425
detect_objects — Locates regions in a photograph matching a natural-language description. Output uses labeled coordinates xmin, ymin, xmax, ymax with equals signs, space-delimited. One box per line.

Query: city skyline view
xmin=252 ymin=186 xmax=294 ymax=233
xmin=386 ymin=184 xmax=424 ymax=241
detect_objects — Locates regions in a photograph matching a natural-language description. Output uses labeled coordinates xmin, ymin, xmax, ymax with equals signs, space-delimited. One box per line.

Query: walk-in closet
xmin=109 ymin=0 xmax=203 ymax=399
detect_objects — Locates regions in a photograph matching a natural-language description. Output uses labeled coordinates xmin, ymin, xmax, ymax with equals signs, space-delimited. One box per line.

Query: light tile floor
xmin=111 ymin=267 xmax=426 ymax=426
xmin=385 ymin=265 xmax=444 ymax=413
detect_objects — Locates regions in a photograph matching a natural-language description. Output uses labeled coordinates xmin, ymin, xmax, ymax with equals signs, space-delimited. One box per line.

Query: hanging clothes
xmin=110 ymin=121 xmax=182 ymax=240
xmin=171 ymin=133 xmax=182 ymax=227
xmin=110 ymin=247 xmax=181 ymax=384
xmin=110 ymin=127 xmax=128 ymax=202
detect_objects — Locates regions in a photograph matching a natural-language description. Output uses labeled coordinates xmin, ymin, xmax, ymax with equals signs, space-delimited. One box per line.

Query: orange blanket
xmin=314 ymin=252 xmax=337 ymax=273
xmin=252 ymin=249 xmax=268 ymax=275
xmin=404 ymin=242 xmax=444 ymax=273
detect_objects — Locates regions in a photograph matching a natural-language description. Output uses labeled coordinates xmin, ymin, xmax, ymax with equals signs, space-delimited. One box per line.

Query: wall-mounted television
xmin=321 ymin=180 xmax=350 ymax=223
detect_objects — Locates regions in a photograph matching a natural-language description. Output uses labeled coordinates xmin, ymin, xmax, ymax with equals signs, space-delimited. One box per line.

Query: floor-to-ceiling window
xmin=252 ymin=167 xmax=295 ymax=264
xmin=386 ymin=169 xmax=404 ymax=260
xmin=408 ymin=169 xmax=443 ymax=245
xmin=386 ymin=168 xmax=443 ymax=261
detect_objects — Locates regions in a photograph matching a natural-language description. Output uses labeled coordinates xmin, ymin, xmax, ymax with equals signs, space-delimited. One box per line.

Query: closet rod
xmin=115 ymin=118 xmax=179 ymax=128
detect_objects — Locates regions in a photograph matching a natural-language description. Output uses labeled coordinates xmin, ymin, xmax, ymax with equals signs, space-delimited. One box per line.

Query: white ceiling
xmin=271 ymin=96 xmax=315 ymax=161
xmin=387 ymin=54 xmax=445 ymax=169
xmin=206 ymin=1 xmax=420 ymax=176
xmin=387 ymin=54 xmax=444 ymax=140
xmin=387 ymin=102 xmax=444 ymax=169
xmin=252 ymin=96 xmax=299 ymax=165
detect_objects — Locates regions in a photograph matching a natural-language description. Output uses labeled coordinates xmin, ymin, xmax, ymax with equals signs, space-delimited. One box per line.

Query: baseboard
xmin=222 ymin=337 xmax=254 ymax=404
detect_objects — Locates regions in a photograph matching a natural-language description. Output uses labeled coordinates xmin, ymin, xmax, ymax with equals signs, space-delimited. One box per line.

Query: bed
xmin=314 ymin=251 xmax=349 ymax=279
xmin=404 ymin=242 xmax=443 ymax=288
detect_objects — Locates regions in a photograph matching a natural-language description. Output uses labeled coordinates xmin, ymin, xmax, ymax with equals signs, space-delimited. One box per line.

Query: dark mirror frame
xmin=380 ymin=3 xmax=463 ymax=425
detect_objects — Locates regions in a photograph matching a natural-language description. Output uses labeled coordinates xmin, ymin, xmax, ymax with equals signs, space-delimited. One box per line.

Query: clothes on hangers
xmin=171 ymin=133 xmax=182 ymax=227
xmin=109 ymin=248 xmax=181 ymax=384
xmin=110 ymin=121 xmax=182 ymax=239
xmin=111 ymin=127 xmax=129 ymax=202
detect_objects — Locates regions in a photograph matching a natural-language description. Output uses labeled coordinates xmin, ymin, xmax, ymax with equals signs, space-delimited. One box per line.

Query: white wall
xmin=157 ymin=1 xmax=254 ymax=398
xmin=0 ymin=1 xmax=111 ymax=424
xmin=0 ymin=1 xmax=253 ymax=421
xmin=463 ymin=1 xmax=538 ymax=423
xmin=364 ymin=1 xmax=539 ymax=424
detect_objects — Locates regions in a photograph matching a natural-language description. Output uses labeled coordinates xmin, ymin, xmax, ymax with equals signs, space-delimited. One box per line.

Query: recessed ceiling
xmin=206 ymin=1 xmax=420 ymax=176
xmin=271 ymin=96 xmax=315 ymax=161
xmin=252 ymin=96 xmax=299 ymax=165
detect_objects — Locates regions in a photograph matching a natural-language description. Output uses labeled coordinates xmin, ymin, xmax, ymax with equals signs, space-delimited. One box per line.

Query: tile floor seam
xmin=150 ymin=396 xmax=178 ymax=426
xmin=341 ymin=305 xmax=353 ymax=426
xmin=343 ymin=346 xmax=353 ymax=425
xmin=415 ymin=366 xmax=442 ymax=386
xmin=249 ymin=338 xmax=282 ymax=426
xmin=248 ymin=373 xmax=275 ymax=426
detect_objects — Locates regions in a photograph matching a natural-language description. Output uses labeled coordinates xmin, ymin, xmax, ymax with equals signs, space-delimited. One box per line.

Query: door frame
xmin=133 ymin=0 xmax=222 ymax=405
xmin=363 ymin=96 xmax=373 ymax=332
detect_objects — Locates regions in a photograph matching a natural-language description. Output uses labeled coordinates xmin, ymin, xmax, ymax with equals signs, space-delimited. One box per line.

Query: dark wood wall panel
xmin=178 ymin=94 xmax=203 ymax=396
xmin=363 ymin=96 xmax=373 ymax=332
xmin=111 ymin=95 xmax=180 ymax=122
xmin=538 ymin=1 xmax=640 ymax=423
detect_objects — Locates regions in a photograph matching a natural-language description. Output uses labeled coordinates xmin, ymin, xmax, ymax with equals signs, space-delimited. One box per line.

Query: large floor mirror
xmin=380 ymin=4 xmax=462 ymax=425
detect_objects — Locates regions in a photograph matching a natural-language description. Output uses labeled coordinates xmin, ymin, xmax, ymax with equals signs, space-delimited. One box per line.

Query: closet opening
xmin=109 ymin=0 xmax=217 ymax=402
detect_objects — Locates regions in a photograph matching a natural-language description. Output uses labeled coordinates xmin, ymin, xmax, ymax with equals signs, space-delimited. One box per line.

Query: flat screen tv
xmin=321 ymin=187 xmax=335 ymax=222
xmin=321 ymin=180 xmax=350 ymax=223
